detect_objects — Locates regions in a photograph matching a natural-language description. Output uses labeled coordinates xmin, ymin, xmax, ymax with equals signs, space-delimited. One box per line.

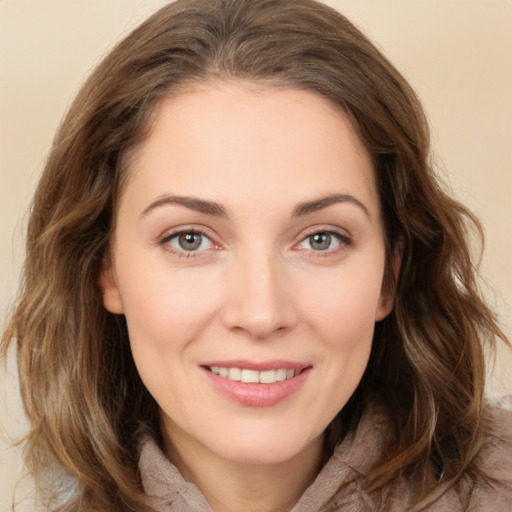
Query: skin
xmin=101 ymin=81 xmax=394 ymax=512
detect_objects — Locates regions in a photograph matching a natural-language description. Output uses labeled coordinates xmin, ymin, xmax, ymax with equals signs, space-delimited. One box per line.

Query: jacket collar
xmin=138 ymin=399 xmax=393 ymax=511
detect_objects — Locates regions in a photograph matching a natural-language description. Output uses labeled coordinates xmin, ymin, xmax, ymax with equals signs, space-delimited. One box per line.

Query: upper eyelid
xmin=158 ymin=229 xmax=218 ymax=258
xmin=156 ymin=229 xmax=215 ymax=254
xmin=297 ymin=225 xmax=352 ymax=240
xmin=293 ymin=227 xmax=353 ymax=249
xmin=156 ymin=225 xmax=352 ymax=248
xmin=159 ymin=225 xmax=215 ymax=242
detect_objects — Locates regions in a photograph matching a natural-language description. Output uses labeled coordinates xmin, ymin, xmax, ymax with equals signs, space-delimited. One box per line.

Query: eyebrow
xmin=141 ymin=192 xmax=369 ymax=220
xmin=292 ymin=193 xmax=370 ymax=218
xmin=142 ymin=194 xmax=228 ymax=217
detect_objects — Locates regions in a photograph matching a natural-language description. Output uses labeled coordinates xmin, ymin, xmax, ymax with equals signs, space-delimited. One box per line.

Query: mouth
xmin=200 ymin=361 xmax=312 ymax=407
xmin=206 ymin=366 xmax=300 ymax=384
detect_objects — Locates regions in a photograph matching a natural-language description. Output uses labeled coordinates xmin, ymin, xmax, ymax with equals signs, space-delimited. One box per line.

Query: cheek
xmin=314 ymin=268 xmax=384 ymax=392
xmin=116 ymin=259 xmax=223 ymax=356
xmin=118 ymin=266 xmax=224 ymax=408
xmin=304 ymin=265 xmax=385 ymax=344
xmin=289 ymin=264 xmax=384 ymax=430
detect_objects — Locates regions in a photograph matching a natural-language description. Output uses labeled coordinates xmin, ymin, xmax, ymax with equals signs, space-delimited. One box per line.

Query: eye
xmin=165 ymin=231 xmax=214 ymax=252
xmin=297 ymin=231 xmax=349 ymax=252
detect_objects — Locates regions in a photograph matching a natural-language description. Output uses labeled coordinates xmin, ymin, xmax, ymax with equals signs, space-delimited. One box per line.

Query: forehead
xmin=120 ymin=81 xmax=379 ymax=217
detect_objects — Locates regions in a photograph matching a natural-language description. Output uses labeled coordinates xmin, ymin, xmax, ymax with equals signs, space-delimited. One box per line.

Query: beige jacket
xmin=138 ymin=401 xmax=512 ymax=511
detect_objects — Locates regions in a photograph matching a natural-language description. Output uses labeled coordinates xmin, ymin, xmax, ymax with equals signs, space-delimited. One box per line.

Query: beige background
xmin=1 ymin=0 xmax=511 ymax=509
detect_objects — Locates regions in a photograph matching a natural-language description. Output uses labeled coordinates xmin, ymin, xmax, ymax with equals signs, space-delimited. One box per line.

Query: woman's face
xmin=101 ymin=82 xmax=392 ymax=466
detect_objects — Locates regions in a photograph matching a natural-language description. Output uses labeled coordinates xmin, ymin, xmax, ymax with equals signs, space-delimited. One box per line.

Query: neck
xmin=161 ymin=423 xmax=324 ymax=512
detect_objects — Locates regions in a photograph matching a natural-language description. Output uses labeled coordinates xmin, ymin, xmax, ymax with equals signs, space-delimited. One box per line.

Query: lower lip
xmin=202 ymin=367 xmax=312 ymax=407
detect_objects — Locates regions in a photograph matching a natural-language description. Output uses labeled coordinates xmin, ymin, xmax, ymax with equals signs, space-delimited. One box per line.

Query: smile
xmin=203 ymin=363 xmax=312 ymax=407
xmin=208 ymin=366 xmax=296 ymax=384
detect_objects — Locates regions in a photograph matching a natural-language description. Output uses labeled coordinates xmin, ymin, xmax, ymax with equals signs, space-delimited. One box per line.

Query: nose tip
xmin=221 ymin=256 xmax=297 ymax=339
xmin=229 ymin=312 xmax=288 ymax=340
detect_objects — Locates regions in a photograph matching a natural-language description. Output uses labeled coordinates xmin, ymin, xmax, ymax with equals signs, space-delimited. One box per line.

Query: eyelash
xmin=157 ymin=227 xmax=353 ymax=258
xmin=158 ymin=228 xmax=215 ymax=258
xmin=295 ymin=229 xmax=353 ymax=256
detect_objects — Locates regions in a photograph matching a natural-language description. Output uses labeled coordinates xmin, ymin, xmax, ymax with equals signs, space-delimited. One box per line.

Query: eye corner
xmin=157 ymin=227 xmax=221 ymax=258
xmin=293 ymin=228 xmax=353 ymax=255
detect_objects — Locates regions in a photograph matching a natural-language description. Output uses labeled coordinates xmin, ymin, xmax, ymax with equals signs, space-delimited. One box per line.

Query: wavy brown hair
xmin=2 ymin=0 xmax=508 ymax=510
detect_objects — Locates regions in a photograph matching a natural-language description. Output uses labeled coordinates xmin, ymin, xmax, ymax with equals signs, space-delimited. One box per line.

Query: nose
xmin=221 ymin=248 xmax=298 ymax=340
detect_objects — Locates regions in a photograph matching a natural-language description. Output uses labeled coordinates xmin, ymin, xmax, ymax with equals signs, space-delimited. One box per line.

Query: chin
xmin=203 ymin=426 xmax=323 ymax=466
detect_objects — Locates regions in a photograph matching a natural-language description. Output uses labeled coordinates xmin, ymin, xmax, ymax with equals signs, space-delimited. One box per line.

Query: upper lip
xmin=200 ymin=360 xmax=312 ymax=372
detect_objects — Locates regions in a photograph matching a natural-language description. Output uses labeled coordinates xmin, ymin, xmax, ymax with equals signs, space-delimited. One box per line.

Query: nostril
xmin=220 ymin=265 xmax=298 ymax=338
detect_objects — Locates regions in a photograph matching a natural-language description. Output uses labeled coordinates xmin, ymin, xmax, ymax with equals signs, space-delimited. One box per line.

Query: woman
xmin=2 ymin=0 xmax=511 ymax=510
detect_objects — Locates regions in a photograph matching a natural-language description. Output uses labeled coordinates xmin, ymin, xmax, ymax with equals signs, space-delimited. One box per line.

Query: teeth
xmin=210 ymin=366 xmax=297 ymax=383
xmin=259 ymin=370 xmax=277 ymax=384
xmin=228 ymin=367 xmax=241 ymax=381
xmin=241 ymin=369 xmax=259 ymax=383
xmin=276 ymin=369 xmax=287 ymax=381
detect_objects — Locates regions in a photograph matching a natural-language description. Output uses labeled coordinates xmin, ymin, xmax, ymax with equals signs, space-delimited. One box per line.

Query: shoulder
xmin=469 ymin=403 xmax=512 ymax=508
xmin=319 ymin=400 xmax=512 ymax=511
xmin=478 ymin=403 xmax=512 ymax=480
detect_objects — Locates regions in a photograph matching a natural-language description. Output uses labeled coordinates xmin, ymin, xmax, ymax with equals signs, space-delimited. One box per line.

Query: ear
xmin=375 ymin=241 xmax=402 ymax=321
xmin=99 ymin=256 xmax=124 ymax=314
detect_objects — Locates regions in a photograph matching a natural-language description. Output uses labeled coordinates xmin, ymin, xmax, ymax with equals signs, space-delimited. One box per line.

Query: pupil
xmin=310 ymin=233 xmax=331 ymax=250
xmin=179 ymin=232 xmax=202 ymax=251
